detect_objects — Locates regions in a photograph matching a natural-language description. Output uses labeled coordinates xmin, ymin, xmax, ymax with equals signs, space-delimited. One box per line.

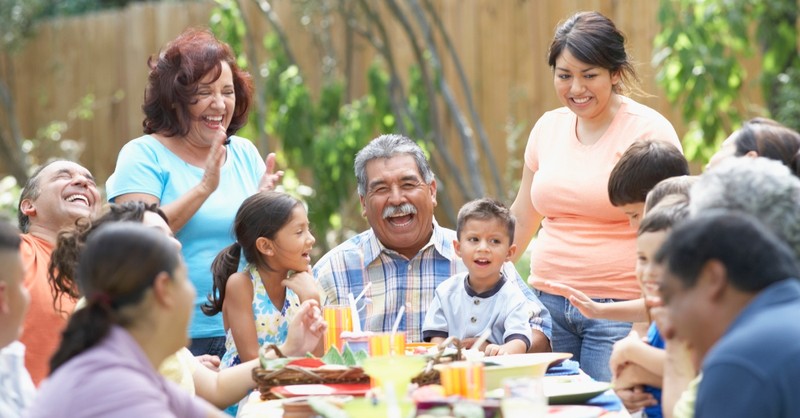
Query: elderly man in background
xmin=657 ymin=210 xmax=800 ymax=418
xmin=655 ymin=156 xmax=800 ymax=418
xmin=314 ymin=134 xmax=551 ymax=351
xmin=16 ymin=160 xmax=101 ymax=385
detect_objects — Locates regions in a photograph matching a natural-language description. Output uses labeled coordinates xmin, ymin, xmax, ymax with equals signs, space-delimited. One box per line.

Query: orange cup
xmin=323 ymin=305 xmax=353 ymax=353
xmin=368 ymin=332 xmax=406 ymax=356
xmin=439 ymin=361 xmax=485 ymax=400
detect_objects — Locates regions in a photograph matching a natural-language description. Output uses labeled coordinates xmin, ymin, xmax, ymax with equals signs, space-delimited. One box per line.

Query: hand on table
xmin=615 ymin=385 xmax=657 ymax=413
xmin=460 ymin=336 xmax=489 ymax=352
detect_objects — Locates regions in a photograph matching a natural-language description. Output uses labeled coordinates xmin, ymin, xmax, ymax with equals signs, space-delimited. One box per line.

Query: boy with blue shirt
xmin=422 ymin=198 xmax=533 ymax=355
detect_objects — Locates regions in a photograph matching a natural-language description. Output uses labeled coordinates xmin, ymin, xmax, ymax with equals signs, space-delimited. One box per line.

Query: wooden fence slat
xmin=6 ymin=0 xmax=763 ymax=197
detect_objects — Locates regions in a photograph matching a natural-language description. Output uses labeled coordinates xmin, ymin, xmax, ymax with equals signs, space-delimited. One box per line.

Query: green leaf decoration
xmin=341 ymin=344 xmax=357 ymax=366
xmin=321 ymin=346 xmax=345 ymax=366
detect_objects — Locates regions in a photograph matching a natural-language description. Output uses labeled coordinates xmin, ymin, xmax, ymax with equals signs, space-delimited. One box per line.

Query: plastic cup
xmin=501 ymin=377 xmax=547 ymax=418
xmin=323 ymin=305 xmax=353 ymax=353
xmin=368 ymin=332 xmax=406 ymax=356
xmin=439 ymin=361 xmax=485 ymax=400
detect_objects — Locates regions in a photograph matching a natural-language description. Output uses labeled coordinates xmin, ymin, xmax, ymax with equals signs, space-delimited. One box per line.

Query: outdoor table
xmin=238 ymin=359 xmax=633 ymax=418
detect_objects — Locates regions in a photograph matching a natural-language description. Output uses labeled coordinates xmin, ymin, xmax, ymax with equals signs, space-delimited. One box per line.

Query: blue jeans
xmin=535 ymin=290 xmax=632 ymax=382
xmin=188 ymin=336 xmax=227 ymax=359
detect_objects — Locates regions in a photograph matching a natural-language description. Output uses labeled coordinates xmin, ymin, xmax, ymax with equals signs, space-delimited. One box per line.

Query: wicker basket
xmin=251 ymin=345 xmax=371 ymax=400
xmin=252 ymin=339 xmax=465 ymax=400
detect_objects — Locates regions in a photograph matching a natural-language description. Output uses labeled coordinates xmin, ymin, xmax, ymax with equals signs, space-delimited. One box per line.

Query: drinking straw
xmin=348 ymin=292 xmax=362 ymax=333
xmin=390 ymin=305 xmax=405 ymax=356
xmin=354 ymin=282 xmax=372 ymax=304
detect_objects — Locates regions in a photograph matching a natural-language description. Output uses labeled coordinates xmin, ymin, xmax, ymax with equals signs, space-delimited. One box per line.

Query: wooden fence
xmin=3 ymin=0 xmax=762 ymax=190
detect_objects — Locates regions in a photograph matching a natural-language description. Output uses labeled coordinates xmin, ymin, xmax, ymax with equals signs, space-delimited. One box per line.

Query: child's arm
xmin=484 ymin=339 xmax=527 ymax=356
xmin=610 ymin=330 xmax=665 ymax=380
xmin=421 ymin=289 xmax=449 ymax=343
xmin=430 ymin=337 xmax=446 ymax=345
xmin=223 ymin=272 xmax=260 ymax=362
xmin=282 ymin=268 xmax=320 ymax=303
xmin=539 ymin=281 xmax=649 ymax=322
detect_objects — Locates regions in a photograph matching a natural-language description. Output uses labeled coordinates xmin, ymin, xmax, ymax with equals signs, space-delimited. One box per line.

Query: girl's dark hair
xmin=142 ymin=27 xmax=253 ymax=138
xmin=50 ymin=223 xmax=181 ymax=372
xmin=547 ymin=11 xmax=639 ymax=95
xmin=203 ymin=192 xmax=302 ymax=316
xmin=730 ymin=117 xmax=800 ymax=177
xmin=49 ymin=202 xmax=168 ymax=310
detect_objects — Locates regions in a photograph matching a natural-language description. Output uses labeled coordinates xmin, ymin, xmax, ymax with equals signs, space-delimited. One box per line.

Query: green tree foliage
xmin=654 ymin=0 xmax=799 ymax=162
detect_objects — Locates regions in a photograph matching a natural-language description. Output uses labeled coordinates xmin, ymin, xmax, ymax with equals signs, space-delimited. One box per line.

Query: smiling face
xmin=455 ymin=218 xmax=516 ymax=285
xmin=20 ymin=161 xmax=100 ymax=236
xmin=658 ymin=267 xmax=710 ymax=366
xmin=553 ymin=49 xmax=621 ymax=123
xmin=636 ymin=230 xmax=668 ymax=301
xmin=185 ymin=61 xmax=235 ymax=146
xmin=266 ymin=205 xmax=315 ymax=273
xmin=360 ymin=155 xmax=437 ymax=259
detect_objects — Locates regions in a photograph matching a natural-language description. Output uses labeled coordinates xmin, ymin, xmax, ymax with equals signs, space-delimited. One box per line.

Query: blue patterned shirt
xmin=313 ymin=221 xmax=551 ymax=342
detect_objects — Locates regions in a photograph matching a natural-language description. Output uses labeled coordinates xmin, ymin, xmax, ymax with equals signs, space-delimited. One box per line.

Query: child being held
xmin=422 ymin=198 xmax=533 ymax=356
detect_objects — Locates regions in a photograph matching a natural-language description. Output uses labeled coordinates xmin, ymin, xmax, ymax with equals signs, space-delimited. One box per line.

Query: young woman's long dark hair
xmin=50 ymin=223 xmax=181 ymax=372
xmin=202 ymin=191 xmax=301 ymax=316
xmin=49 ymin=201 xmax=168 ymax=308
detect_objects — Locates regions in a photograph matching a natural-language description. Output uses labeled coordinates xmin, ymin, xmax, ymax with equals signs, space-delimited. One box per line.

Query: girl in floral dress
xmin=204 ymin=192 xmax=320 ymax=371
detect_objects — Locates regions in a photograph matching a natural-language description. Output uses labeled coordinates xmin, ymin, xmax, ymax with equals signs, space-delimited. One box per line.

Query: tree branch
xmin=422 ymin=0 xmax=502 ymax=196
xmin=406 ymin=0 xmax=484 ymax=199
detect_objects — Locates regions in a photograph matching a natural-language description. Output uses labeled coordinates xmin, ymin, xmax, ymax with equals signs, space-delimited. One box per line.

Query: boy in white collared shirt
xmin=422 ymin=198 xmax=533 ymax=355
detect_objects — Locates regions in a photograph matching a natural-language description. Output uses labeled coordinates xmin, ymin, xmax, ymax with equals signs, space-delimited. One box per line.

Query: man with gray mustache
xmin=313 ymin=134 xmax=552 ymax=350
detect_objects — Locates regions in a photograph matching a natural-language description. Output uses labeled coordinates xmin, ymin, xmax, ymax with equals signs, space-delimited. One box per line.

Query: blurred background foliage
xmin=2 ymin=0 xmax=800 ymax=253
xmin=654 ymin=0 xmax=799 ymax=162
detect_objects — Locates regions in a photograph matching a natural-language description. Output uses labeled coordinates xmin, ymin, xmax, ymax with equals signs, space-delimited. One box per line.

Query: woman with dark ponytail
xmin=44 ymin=201 xmax=327 ymax=411
xmin=28 ymin=223 xmax=226 ymax=417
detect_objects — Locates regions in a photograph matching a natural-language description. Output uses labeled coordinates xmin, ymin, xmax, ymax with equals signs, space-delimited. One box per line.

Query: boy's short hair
xmin=0 ymin=218 xmax=20 ymax=252
xmin=638 ymin=196 xmax=689 ymax=236
xmin=608 ymin=140 xmax=689 ymax=206
xmin=644 ymin=175 xmax=698 ymax=213
xmin=456 ymin=198 xmax=516 ymax=243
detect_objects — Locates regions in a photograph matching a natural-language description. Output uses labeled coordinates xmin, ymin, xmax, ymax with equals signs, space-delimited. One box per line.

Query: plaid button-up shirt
xmin=313 ymin=221 xmax=551 ymax=342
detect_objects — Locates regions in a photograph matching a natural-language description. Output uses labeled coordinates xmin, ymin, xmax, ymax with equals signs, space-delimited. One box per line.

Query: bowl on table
xmin=481 ymin=352 xmax=572 ymax=391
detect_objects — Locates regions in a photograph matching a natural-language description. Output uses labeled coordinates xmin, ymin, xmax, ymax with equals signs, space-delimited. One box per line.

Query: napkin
xmin=585 ymin=390 xmax=624 ymax=412
xmin=545 ymin=359 xmax=580 ymax=376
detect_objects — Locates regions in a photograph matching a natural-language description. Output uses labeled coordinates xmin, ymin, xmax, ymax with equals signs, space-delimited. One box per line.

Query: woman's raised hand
xmin=199 ymin=136 xmax=227 ymax=195
xmin=258 ymin=153 xmax=285 ymax=192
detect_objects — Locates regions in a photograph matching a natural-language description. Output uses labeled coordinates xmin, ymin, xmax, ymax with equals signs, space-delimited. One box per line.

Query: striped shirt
xmin=313 ymin=221 xmax=551 ymax=342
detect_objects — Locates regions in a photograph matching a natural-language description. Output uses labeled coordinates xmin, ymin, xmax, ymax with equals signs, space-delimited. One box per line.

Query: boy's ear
xmin=255 ymin=237 xmax=274 ymax=256
xmin=505 ymin=244 xmax=518 ymax=262
xmin=453 ymin=239 xmax=461 ymax=258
